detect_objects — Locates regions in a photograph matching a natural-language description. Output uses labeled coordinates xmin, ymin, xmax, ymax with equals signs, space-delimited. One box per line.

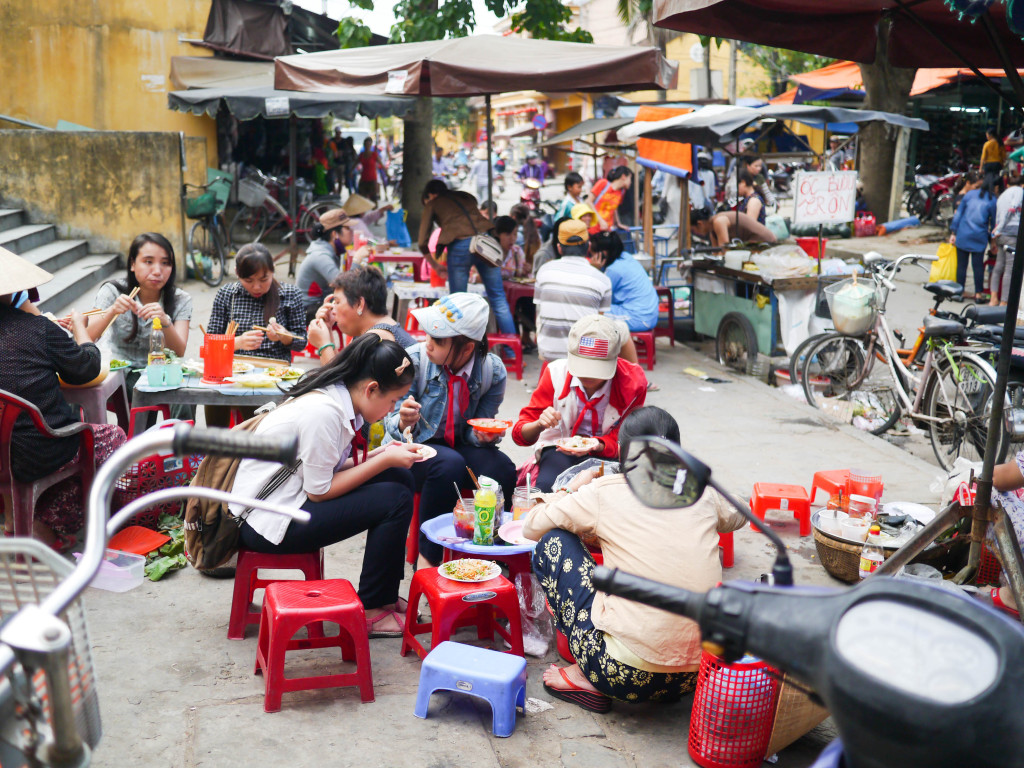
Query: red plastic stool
xmin=719 ymin=531 xmax=735 ymax=569
xmin=127 ymin=405 xmax=171 ymax=437
xmin=228 ymin=548 xmax=325 ymax=640
xmin=405 ymin=492 xmax=421 ymax=565
xmin=654 ymin=286 xmax=676 ymax=347
xmin=809 ymin=469 xmax=851 ymax=504
xmin=254 ymin=579 xmax=374 ymax=712
xmin=401 ymin=567 xmax=524 ymax=659
xmin=750 ymin=483 xmax=811 ymax=537
xmin=487 ymin=333 xmax=523 ymax=380
xmin=632 ymin=330 xmax=657 ymax=371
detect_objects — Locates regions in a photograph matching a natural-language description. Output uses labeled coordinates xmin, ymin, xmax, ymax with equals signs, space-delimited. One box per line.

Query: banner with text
xmin=793 ymin=171 xmax=858 ymax=226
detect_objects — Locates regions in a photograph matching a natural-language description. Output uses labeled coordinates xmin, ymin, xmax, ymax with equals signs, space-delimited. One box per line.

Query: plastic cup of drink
xmin=512 ymin=487 xmax=539 ymax=521
xmin=452 ymin=497 xmax=475 ymax=539
xmin=817 ymin=508 xmax=847 ymax=537
xmin=200 ymin=334 xmax=234 ymax=382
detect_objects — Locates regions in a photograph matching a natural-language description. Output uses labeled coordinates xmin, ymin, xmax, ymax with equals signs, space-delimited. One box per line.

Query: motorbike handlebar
xmin=172 ymin=424 xmax=298 ymax=465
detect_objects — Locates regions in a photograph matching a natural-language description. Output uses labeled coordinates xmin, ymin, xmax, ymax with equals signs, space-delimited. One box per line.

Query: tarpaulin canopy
xmin=273 ymin=35 xmax=678 ymax=97
xmin=618 ymin=104 xmax=927 ymax=145
xmin=652 ymin=0 xmax=1024 ymax=69
xmin=168 ymin=56 xmax=414 ymax=120
xmin=536 ymin=117 xmax=634 ymax=147
xmin=633 ymin=106 xmax=695 ymax=179
xmin=769 ymin=60 xmax=1024 ymax=104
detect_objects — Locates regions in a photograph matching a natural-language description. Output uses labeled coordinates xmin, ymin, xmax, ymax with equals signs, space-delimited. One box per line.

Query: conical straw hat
xmin=0 ymin=246 xmax=52 ymax=295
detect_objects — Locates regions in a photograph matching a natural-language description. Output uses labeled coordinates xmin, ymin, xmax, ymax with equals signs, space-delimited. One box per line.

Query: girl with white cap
xmin=383 ymin=292 xmax=516 ymax=568
xmin=0 ymin=248 xmax=126 ymax=550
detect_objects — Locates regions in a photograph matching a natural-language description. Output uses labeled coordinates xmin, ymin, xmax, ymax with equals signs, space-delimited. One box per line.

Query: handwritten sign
xmin=793 ymin=171 xmax=858 ymax=226
xmin=264 ymin=97 xmax=289 ymax=117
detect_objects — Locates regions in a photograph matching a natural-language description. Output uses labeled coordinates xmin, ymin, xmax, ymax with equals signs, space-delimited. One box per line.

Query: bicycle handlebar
xmin=172 ymin=424 xmax=297 ymax=464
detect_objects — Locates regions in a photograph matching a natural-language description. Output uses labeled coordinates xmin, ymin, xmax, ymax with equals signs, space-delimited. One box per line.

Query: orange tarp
xmin=634 ymin=106 xmax=694 ymax=175
xmin=769 ymin=60 xmax=1024 ymax=104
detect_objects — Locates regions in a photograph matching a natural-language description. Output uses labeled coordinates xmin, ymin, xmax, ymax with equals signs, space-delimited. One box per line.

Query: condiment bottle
xmin=148 ymin=317 xmax=166 ymax=366
xmin=858 ymin=524 xmax=884 ymax=579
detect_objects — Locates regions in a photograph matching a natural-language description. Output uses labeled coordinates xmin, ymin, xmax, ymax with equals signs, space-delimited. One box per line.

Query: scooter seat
xmin=922 ymin=315 xmax=965 ymax=338
xmin=924 ymin=280 xmax=964 ymax=299
xmin=964 ymin=305 xmax=1007 ymax=325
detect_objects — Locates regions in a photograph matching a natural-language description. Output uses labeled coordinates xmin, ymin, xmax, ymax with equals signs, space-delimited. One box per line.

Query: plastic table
xmin=420 ymin=515 xmax=536 ymax=589
xmin=61 ymin=369 xmax=130 ymax=430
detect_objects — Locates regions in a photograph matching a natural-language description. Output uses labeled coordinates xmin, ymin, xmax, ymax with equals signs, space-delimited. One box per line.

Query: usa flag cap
xmin=567 ymin=314 xmax=624 ymax=380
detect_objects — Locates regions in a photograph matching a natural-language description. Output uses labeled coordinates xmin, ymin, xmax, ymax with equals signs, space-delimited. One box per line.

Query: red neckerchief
xmin=443 ymin=366 xmax=470 ymax=447
xmin=571 ymin=386 xmax=604 ymax=436
xmin=350 ymin=422 xmax=368 ymax=465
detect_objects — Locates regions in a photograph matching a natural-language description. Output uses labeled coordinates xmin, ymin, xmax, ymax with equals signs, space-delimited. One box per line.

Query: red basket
xmin=113 ymin=430 xmax=202 ymax=530
xmin=688 ymin=651 xmax=781 ymax=768
xmin=977 ymin=543 xmax=1003 ymax=586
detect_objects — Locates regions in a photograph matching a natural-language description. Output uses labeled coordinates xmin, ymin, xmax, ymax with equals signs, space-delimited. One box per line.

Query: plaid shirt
xmin=208 ymin=281 xmax=307 ymax=361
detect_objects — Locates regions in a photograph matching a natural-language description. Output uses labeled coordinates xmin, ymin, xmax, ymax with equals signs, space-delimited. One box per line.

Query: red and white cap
xmin=567 ymin=314 xmax=628 ymax=379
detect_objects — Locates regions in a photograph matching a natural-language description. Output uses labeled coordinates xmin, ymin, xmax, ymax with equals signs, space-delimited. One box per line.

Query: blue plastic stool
xmin=414 ymin=641 xmax=527 ymax=737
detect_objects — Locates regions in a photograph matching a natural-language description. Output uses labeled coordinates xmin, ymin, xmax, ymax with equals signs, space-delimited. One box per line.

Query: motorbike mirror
xmin=622 ymin=436 xmax=793 ymax=586
xmin=622 ymin=437 xmax=710 ymax=509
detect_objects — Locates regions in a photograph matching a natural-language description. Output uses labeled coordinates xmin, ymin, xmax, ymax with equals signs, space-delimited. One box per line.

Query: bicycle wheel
xmin=299 ymin=200 xmax=335 ymax=239
xmin=716 ymin=312 xmax=758 ymax=373
xmin=187 ymin=220 xmax=225 ymax=287
xmin=925 ymin=351 xmax=1008 ymax=471
xmin=229 ymin=204 xmax=267 ymax=248
xmin=799 ymin=333 xmax=901 ymax=436
xmin=788 ymin=332 xmax=831 ymax=384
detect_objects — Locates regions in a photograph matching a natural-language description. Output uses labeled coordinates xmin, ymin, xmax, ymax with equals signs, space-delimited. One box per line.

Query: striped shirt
xmin=535 ymin=256 xmax=612 ymax=361
xmin=208 ymin=281 xmax=307 ymax=361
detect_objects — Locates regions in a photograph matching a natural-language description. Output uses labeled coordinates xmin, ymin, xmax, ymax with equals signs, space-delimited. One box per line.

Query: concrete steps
xmin=0 ymin=207 xmax=119 ymax=313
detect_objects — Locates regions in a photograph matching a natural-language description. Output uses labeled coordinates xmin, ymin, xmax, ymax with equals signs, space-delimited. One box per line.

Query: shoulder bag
xmin=449 ymin=195 xmax=503 ymax=267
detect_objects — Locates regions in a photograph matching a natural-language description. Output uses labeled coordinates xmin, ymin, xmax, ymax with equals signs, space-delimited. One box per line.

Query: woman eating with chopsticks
xmin=83 ymin=233 xmax=192 ymax=394
xmin=207 ymin=243 xmax=306 ymax=362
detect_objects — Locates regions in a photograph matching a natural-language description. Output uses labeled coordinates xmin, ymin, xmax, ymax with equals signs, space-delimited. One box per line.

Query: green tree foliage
xmin=433 ymin=96 xmax=473 ymax=136
xmin=735 ymin=44 xmax=834 ymax=98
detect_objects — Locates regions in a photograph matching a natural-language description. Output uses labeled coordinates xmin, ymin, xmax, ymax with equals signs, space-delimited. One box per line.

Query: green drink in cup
xmin=473 ymin=488 xmax=497 ymax=545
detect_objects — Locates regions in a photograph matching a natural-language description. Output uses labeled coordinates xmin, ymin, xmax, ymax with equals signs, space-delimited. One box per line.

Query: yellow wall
xmin=0 ymin=131 xmax=206 ymax=269
xmin=0 ymin=0 xmax=216 ymax=150
xmin=628 ymin=36 xmax=767 ymax=103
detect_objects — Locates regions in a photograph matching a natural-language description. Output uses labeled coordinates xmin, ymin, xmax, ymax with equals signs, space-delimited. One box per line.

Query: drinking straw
xmin=525 ymin=473 xmax=531 ymax=503
xmin=453 ymin=481 xmax=463 ymax=499
xmin=199 ymin=324 xmax=207 ymax=336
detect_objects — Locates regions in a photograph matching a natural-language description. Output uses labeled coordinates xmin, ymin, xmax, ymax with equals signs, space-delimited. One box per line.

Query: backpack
xmin=183 ymin=410 xmax=299 ymax=570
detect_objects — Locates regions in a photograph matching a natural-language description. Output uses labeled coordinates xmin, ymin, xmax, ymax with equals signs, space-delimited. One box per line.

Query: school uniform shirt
xmin=229 ymin=385 xmax=363 ymax=545
xmin=208 ymin=281 xmax=307 ymax=361
xmin=512 ymin=357 xmax=647 ymax=459
xmin=523 ymin=474 xmax=747 ymax=670
xmin=534 ymin=257 xmax=612 ymax=361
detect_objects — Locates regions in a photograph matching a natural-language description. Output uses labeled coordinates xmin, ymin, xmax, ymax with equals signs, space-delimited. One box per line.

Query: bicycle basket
xmin=238 ymin=178 xmax=269 ymax=208
xmin=825 ymin=278 xmax=878 ymax=337
xmin=185 ymin=192 xmax=217 ymax=219
xmin=0 ymin=539 xmax=101 ymax=754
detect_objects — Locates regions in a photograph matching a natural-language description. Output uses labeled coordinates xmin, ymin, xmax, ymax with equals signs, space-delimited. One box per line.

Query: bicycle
xmin=183 ymin=172 xmax=233 ymax=287
xmin=797 ymin=253 xmax=1010 ymax=470
xmin=228 ymin=170 xmax=335 ymax=251
xmin=0 ymin=424 xmax=305 ymax=766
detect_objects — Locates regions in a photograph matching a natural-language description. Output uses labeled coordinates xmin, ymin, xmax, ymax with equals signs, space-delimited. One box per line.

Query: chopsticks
xmin=226 ymin=320 xmax=237 ymax=336
xmin=252 ymin=325 xmax=306 ymax=344
xmin=80 ymin=286 xmax=140 ymax=319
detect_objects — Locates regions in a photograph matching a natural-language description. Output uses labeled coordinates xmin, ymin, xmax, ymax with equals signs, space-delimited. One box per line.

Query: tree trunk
xmin=857 ymin=21 xmax=917 ymax=219
xmin=402 ymin=96 xmax=434 ymax=239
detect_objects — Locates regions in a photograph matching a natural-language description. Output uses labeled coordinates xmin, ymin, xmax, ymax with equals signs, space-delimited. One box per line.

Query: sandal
xmin=367 ymin=609 xmax=404 ymax=639
xmin=646 ymin=381 xmax=661 ymax=392
xmin=542 ymin=666 xmax=612 ymax=714
xmin=991 ymin=587 xmax=1020 ymax=618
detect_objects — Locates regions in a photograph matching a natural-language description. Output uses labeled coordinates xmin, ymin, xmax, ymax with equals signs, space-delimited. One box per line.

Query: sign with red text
xmin=793 ymin=171 xmax=858 ymax=226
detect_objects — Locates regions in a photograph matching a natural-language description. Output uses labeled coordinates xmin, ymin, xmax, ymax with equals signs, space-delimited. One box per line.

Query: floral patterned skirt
xmin=34 ymin=424 xmax=126 ymax=535
xmin=532 ymin=529 xmax=697 ymax=703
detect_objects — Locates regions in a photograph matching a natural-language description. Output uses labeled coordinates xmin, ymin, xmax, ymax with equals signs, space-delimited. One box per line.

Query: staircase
xmin=0 ymin=207 xmax=119 ymax=313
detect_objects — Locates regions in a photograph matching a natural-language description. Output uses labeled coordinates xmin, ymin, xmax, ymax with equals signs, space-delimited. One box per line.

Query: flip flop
xmin=991 ymin=587 xmax=1020 ymax=618
xmin=542 ymin=666 xmax=612 ymax=713
xmin=367 ymin=609 xmax=404 ymax=639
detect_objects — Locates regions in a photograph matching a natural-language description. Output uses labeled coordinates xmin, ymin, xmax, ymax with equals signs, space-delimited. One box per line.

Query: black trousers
xmin=535 ymin=446 xmax=590 ymax=493
xmin=239 ymin=467 xmax=415 ymax=610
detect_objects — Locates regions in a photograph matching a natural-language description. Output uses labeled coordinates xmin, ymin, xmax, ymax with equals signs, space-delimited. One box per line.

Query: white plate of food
xmin=227 ymin=374 xmax=278 ymax=388
xmin=264 ymin=365 xmax=304 ymax=380
xmin=232 ymin=361 xmax=254 ymax=375
xmin=555 ymin=436 xmax=601 ymax=453
xmin=438 ymin=559 xmax=502 ymax=583
xmin=412 ymin=445 xmax=437 ymax=462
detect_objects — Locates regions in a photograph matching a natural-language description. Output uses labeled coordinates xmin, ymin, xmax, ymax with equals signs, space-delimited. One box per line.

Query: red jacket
xmin=513 ymin=358 xmax=647 ymax=459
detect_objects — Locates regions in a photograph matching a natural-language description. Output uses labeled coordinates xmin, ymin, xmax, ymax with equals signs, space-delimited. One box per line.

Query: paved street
xmin=62 ymin=212 xmax=963 ymax=767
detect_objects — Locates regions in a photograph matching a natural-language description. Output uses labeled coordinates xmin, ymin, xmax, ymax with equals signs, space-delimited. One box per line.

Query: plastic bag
xmin=515 ymin=573 xmax=553 ymax=657
xmin=929 ymin=456 xmax=981 ymax=509
xmin=929 ymin=242 xmax=957 ymax=283
xmin=552 ymin=458 xmax=620 ymax=491
xmin=385 ymin=209 xmax=412 ymax=248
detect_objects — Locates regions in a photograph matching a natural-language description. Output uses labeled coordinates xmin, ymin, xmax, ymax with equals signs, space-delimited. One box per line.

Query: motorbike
xmin=767 ymin=161 xmax=807 ymax=199
xmin=519 ymin=177 xmax=542 ymax=213
xmin=595 ymin=435 xmax=1024 ymax=768
xmin=905 ymin=166 xmax=962 ymax=224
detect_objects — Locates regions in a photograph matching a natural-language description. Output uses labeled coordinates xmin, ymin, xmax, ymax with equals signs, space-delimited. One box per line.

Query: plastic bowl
xmin=840 ymin=517 xmax=870 ymax=543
